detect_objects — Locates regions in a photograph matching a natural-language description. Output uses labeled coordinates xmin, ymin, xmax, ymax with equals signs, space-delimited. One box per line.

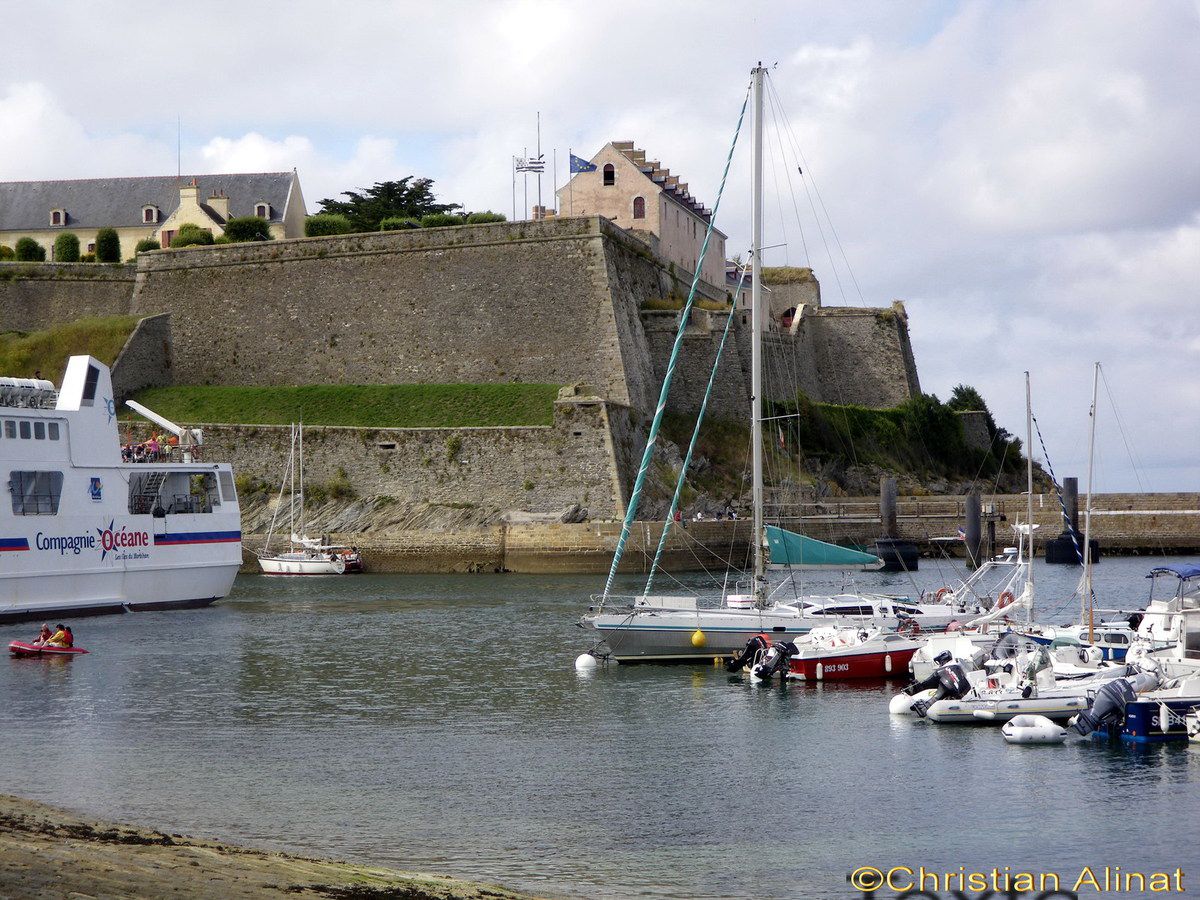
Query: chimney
xmin=179 ymin=178 xmax=199 ymax=206
xmin=207 ymin=189 xmax=229 ymax=220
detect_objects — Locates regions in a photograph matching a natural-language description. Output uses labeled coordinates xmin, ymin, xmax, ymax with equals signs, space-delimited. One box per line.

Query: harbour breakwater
xmin=235 ymin=492 xmax=1200 ymax=574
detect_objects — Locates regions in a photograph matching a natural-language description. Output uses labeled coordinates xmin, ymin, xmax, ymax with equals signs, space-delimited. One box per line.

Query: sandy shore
xmin=0 ymin=794 xmax=537 ymax=899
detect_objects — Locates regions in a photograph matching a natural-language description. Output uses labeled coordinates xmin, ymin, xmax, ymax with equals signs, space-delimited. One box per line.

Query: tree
xmin=171 ymin=224 xmax=214 ymax=248
xmin=947 ymin=384 xmax=999 ymax=438
xmin=317 ymin=177 xmax=460 ymax=232
xmin=464 ymin=211 xmax=507 ymax=224
xmin=379 ymin=217 xmax=421 ymax=231
xmin=95 ymin=228 xmax=121 ymax=262
xmin=53 ymin=232 xmax=80 ymax=262
xmin=134 ymin=239 xmax=161 ymax=254
xmin=304 ymin=213 xmax=353 ymax=237
xmin=15 ymin=238 xmax=45 ymax=261
xmin=223 ymin=216 xmax=273 ymax=242
xmin=0 ymin=244 xmax=16 ymax=260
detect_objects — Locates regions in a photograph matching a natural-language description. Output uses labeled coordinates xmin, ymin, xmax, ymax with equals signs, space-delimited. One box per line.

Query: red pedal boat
xmin=8 ymin=641 xmax=89 ymax=658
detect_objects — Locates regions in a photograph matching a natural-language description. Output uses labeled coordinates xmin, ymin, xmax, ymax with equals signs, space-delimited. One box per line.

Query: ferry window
xmin=19 ymin=421 xmax=30 ymax=439
xmin=82 ymin=364 xmax=100 ymax=404
xmin=218 ymin=471 xmax=236 ymax=503
xmin=4 ymin=421 xmax=13 ymax=439
xmin=48 ymin=422 xmax=59 ymax=440
xmin=33 ymin=422 xmax=45 ymax=440
xmin=10 ymin=470 xmax=64 ymax=515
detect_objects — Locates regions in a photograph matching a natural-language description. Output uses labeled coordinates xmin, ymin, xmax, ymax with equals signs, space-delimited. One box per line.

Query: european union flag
xmin=570 ymin=154 xmax=597 ymax=174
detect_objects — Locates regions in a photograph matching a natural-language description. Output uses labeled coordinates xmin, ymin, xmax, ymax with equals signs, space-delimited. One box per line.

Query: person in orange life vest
xmin=45 ymin=624 xmax=68 ymax=647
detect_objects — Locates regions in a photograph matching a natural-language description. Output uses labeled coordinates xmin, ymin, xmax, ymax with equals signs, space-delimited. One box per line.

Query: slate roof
xmin=0 ymin=172 xmax=295 ymax=230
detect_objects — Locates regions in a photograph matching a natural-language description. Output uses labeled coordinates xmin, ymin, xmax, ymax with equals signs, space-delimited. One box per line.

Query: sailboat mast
xmin=1025 ymin=371 xmax=1034 ymax=624
xmin=1083 ymin=362 xmax=1099 ymax=642
xmin=750 ymin=63 xmax=766 ymax=601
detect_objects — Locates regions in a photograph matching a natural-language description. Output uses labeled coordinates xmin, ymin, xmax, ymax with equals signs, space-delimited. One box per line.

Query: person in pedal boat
xmin=34 ymin=623 xmax=52 ymax=646
xmin=45 ymin=624 xmax=69 ymax=648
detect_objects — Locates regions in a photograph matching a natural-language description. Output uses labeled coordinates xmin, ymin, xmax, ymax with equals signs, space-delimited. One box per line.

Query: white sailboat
xmin=581 ymin=66 xmax=962 ymax=663
xmin=257 ymin=423 xmax=345 ymax=576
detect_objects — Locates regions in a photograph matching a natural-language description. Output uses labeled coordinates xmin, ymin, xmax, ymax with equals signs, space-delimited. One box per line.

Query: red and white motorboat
xmin=786 ymin=627 xmax=920 ymax=681
xmin=8 ymin=640 xmax=89 ymax=658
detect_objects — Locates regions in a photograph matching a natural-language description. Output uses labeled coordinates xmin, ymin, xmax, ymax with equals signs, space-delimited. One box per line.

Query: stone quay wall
xmin=110 ymin=313 xmax=172 ymax=402
xmin=0 ymin=262 xmax=136 ymax=332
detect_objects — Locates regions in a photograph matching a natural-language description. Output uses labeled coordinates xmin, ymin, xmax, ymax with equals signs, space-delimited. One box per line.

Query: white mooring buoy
xmin=575 ymin=653 xmax=599 ymax=671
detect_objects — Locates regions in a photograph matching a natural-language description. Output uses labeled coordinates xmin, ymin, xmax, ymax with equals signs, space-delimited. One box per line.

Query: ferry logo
xmin=89 ymin=477 xmax=103 ymax=502
xmin=96 ymin=520 xmax=150 ymax=562
xmin=104 ymin=397 xmax=115 ymax=424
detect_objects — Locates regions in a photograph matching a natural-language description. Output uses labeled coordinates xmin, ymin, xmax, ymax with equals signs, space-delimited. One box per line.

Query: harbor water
xmin=2 ymin=556 xmax=1199 ymax=899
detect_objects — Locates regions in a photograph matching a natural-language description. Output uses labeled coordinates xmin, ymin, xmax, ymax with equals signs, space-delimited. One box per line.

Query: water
xmin=2 ymin=556 xmax=1198 ymax=899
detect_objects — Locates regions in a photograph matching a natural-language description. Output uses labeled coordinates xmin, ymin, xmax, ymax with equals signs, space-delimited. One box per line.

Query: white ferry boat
xmin=0 ymin=355 xmax=241 ymax=624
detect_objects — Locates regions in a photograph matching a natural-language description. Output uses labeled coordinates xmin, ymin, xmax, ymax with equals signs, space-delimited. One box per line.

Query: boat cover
xmin=766 ymin=525 xmax=883 ymax=569
xmin=1148 ymin=563 xmax=1200 ymax=581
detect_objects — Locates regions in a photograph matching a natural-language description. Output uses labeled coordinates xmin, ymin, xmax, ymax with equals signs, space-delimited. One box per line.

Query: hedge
xmin=465 ymin=211 xmax=507 ymax=224
xmin=224 ymin=215 xmax=273 ymax=242
xmin=172 ymin=224 xmax=214 ymax=248
xmin=95 ymin=228 xmax=121 ymax=263
xmin=379 ymin=217 xmax=421 ymax=230
xmin=305 ymin=213 xmax=353 ymax=236
xmin=134 ymin=239 xmax=161 ymax=254
xmin=53 ymin=232 xmax=80 ymax=262
xmin=15 ymin=238 xmax=45 ymax=262
xmin=419 ymin=213 xmax=466 ymax=228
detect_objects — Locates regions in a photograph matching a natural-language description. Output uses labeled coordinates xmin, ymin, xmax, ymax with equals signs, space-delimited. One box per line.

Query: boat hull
xmin=788 ymin=645 xmax=918 ymax=681
xmin=925 ymin=696 xmax=1090 ymax=724
xmin=1098 ymin=698 xmax=1200 ymax=743
xmin=258 ymin=555 xmax=346 ymax=576
xmin=9 ymin=640 xmax=88 ymax=657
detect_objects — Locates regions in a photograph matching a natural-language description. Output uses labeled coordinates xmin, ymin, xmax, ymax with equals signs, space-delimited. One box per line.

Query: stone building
xmin=0 ymin=171 xmax=306 ymax=260
xmin=557 ymin=141 xmax=727 ymax=292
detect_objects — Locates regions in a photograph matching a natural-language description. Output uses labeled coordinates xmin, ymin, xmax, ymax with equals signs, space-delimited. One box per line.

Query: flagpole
xmin=511 ymin=156 xmax=516 ymax=222
xmin=523 ymin=145 xmax=528 ymax=221
xmin=552 ymin=148 xmax=557 ymax=216
xmin=536 ymin=112 xmax=542 ymax=218
xmin=569 ymin=147 xmax=574 ymax=216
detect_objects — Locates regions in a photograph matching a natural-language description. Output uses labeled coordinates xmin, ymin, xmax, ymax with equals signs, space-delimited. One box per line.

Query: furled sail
xmin=765 ymin=525 xmax=882 ymax=569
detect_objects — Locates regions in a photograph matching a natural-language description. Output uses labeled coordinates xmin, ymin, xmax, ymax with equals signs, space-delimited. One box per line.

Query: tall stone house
xmin=557 ymin=141 xmax=728 ymax=294
xmin=0 ymin=171 xmax=306 ymax=260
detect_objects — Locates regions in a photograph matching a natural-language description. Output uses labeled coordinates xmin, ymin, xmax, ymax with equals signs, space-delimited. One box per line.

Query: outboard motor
xmin=1070 ymin=679 xmax=1137 ymax=736
xmin=903 ymin=651 xmax=971 ymax=717
xmin=1127 ymin=612 xmax=1144 ymax=631
xmin=751 ymin=640 xmax=798 ymax=681
xmin=726 ymin=635 xmax=770 ymax=673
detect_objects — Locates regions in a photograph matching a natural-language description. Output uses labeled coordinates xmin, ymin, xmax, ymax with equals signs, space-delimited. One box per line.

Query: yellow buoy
xmin=691 ymin=629 xmax=707 ymax=648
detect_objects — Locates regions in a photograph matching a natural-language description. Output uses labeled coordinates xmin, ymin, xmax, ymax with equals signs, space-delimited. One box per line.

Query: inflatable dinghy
xmin=1002 ymin=714 xmax=1067 ymax=744
xmin=8 ymin=641 xmax=89 ymax=658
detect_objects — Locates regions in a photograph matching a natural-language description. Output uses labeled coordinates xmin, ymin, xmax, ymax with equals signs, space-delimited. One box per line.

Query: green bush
xmin=0 ymin=245 xmax=13 ymax=261
xmin=171 ymin=224 xmax=214 ymax=248
xmin=134 ymin=239 xmax=160 ymax=254
xmin=80 ymin=252 xmax=96 ymax=263
xmin=379 ymin=216 xmax=421 ymax=230
xmin=419 ymin=213 xmax=466 ymax=228
xmin=304 ymin=213 xmax=353 ymax=236
xmin=223 ymin=216 xmax=273 ymax=242
xmin=15 ymin=238 xmax=45 ymax=261
xmin=95 ymin=228 xmax=121 ymax=263
xmin=465 ymin=211 xmax=506 ymax=224
xmin=213 ymin=235 xmax=232 ymax=244
xmin=53 ymin=233 xmax=80 ymax=262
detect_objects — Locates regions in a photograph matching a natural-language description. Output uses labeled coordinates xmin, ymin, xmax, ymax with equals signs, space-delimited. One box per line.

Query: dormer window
xmin=50 ymin=209 xmax=65 ymax=226
xmin=143 ymin=205 xmax=159 ymax=224
xmin=602 ymin=164 xmax=615 ymax=186
xmin=255 ymin=203 xmax=270 ymax=219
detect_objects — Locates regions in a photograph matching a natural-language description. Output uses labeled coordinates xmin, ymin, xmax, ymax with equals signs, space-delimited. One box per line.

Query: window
xmin=255 ymin=203 xmax=270 ymax=218
xmin=50 ymin=210 xmax=63 ymax=226
xmin=143 ymin=206 xmax=158 ymax=224
xmin=48 ymin=422 xmax=60 ymax=440
xmin=10 ymin=471 xmax=64 ymax=515
xmin=3 ymin=421 xmax=14 ymax=439
xmin=82 ymin=364 xmax=100 ymax=406
xmin=602 ymin=164 xmax=615 ymax=186
xmin=632 ymin=196 xmax=645 ymax=219
xmin=33 ymin=422 xmax=45 ymax=440
xmin=87 ymin=243 xmax=95 ymax=254
xmin=19 ymin=421 xmax=30 ymax=439
xmin=218 ymin=470 xmax=236 ymax=503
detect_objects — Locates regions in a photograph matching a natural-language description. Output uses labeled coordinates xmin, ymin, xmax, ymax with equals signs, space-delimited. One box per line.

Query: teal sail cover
xmin=765 ymin=525 xmax=883 ymax=569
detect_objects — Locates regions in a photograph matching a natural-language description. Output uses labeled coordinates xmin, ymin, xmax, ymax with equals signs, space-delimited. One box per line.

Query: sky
xmin=1 ymin=1 xmax=1197 ymax=491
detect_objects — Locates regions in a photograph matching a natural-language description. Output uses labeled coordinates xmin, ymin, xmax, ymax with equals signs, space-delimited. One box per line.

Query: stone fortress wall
xmin=0 ymin=217 xmax=922 ymax=523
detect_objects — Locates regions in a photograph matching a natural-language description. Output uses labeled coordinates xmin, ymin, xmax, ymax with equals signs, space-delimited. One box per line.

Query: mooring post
xmin=964 ymin=491 xmax=982 ymax=568
xmin=880 ymin=477 xmax=897 ymax=538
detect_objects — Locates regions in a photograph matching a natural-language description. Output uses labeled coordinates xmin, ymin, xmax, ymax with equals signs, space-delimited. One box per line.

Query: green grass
xmin=0 ymin=315 xmax=141 ymax=379
xmin=123 ymin=383 xmax=561 ymax=428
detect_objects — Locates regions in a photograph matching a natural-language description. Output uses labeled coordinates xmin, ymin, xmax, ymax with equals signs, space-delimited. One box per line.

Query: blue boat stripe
xmin=154 ymin=530 xmax=242 ymax=546
xmin=0 ymin=537 xmax=30 ymax=551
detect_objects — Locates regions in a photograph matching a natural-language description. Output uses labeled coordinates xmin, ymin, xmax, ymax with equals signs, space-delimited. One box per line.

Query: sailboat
xmin=580 ymin=66 xmax=964 ymax=664
xmin=257 ymin=423 xmax=346 ymax=576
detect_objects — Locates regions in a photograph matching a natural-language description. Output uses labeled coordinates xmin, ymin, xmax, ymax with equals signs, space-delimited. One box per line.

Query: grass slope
xmin=0 ymin=315 xmax=141 ymax=378
xmin=125 ymin=383 xmax=561 ymax=428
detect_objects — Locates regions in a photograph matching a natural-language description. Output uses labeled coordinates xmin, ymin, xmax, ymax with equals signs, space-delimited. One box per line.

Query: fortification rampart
xmin=110 ymin=313 xmax=172 ymax=402
xmin=0 ymin=262 xmax=135 ymax=332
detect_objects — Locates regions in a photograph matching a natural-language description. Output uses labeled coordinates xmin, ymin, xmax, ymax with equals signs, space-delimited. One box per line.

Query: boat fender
xmin=884 ymin=653 xmax=892 ymax=674
xmin=691 ymin=629 xmax=707 ymax=648
xmin=815 ymin=661 xmax=823 ymax=681
xmin=575 ymin=653 xmax=599 ymax=671
xmin=1071 ymin=678 xmax=1137 ymax=736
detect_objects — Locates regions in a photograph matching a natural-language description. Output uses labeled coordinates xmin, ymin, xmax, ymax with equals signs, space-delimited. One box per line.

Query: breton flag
xmin=570 ymin=153 xmax=597 ymax=173
xmin=515 ymin=155 xmax=545 ymax=174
